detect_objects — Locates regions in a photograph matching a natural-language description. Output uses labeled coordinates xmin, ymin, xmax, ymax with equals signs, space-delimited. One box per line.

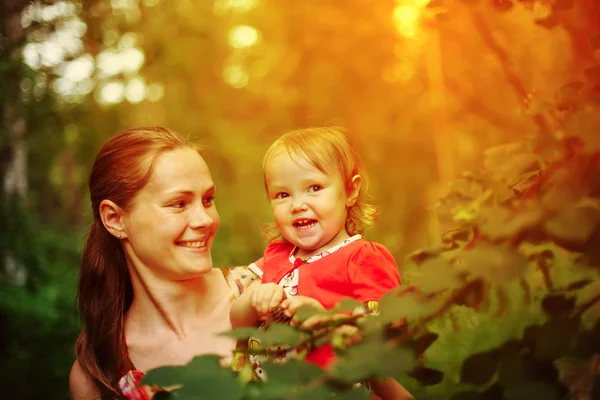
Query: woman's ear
xmin=99 ymin=199 xmax=127 ymax=239
xmin=346 ymin=175 xmax=362 ymax=207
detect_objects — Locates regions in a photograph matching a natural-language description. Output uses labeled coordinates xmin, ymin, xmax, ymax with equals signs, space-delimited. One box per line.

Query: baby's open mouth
xmin=293 ymin=219 xmax=316 ymax=229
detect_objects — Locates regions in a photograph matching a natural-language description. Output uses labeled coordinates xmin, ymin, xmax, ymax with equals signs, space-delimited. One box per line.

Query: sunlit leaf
xmin=378 ymin=290 xmax=434 ymax=324
xmin=418 ymin=258 xmax=464 ymax=293
xmin=535 ymin=15 xmax=560 ymax=29
xmin=491 ymin=0 xmax=513 ymax=12
xmin=405 ymin=246 xmax=444 ymax=265
xmin=479 ymin=206 xmax=544 ymax=241
xmin=555 ymin=81 xmax=584 ymax=110
xmin=544 ymin=202 xmax=600 ymax=248
xmin=460 ymin=244 xmax=528 ymax=283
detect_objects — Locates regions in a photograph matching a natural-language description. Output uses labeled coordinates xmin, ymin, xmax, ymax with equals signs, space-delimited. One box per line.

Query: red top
xmin=256 ymin=238 xmax=401 ymax=368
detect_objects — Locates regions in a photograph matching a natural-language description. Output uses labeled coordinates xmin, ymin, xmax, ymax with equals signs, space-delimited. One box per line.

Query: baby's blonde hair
xmin=262 ymin=126 xmax=378 ymax=241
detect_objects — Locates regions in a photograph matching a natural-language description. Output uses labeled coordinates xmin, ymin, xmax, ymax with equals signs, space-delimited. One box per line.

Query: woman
xmin=69 ymin=127 xmax=259 ymax=399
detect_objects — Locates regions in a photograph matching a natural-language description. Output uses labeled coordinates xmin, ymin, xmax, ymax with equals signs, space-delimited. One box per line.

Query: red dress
xmin=250 ymin=235 xmax=401 ymax=372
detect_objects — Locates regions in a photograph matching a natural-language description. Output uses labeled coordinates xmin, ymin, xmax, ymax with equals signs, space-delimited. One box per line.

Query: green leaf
xmin=378 ymin=290 xmax=434 ymax=323
xmin=296 ymin=386 xmax=337 ymax=400
xmin=293 ymin=306 xmax=325 ymax=322
xmin=220 ymin=327 xmax=261 ymax=340
xmin=142 ymin=365 xmax=187 ymax=387
xmin=332 ymin=298 xmax=363 ymax=313
xmin=330 ymin=341 xmax=416 ymax=383
xmin=460 ymin=350 xmax=500 ymax=386
xmin=261 ymin=359 xmax=323 ymax=385
xmin=413 ymin=332 xmax=439 ymax=355
xmin=541 ymin=295 xmax=575 ymax=318
xmin=258 ymin=323 xmax=307 ymax=347
xmin=407 ymin=367 xmax=444 ymax=386
xmin=534 ymin=319 xmax=577 ymax=360
xmin=497 ymin=354 xmax=527 ymax=386
xmin=450 ymin=391 xmax=481 ymax=400
xmin=418 ymin=258 xmax=463 ymax=293
xmin=259 ymin=360 xmax=324 ymax=399
xmin=333 ymin=387 xmax=372 ymax=400
xmin=504 ymin=381 xmax=560 ymax=400
xmin=460 ymin=244 xmax=528 ymax=283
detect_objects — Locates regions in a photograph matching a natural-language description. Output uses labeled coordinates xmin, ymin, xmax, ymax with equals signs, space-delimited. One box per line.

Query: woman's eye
xmin=308 ymin=185 xmax=322 ymax=193
xmin=170 ymin=201 xmax=185 ymax=208
xmin=275 ymin=192 xmax=289 ymax=199
xmin=203 ymin=196 xmax=215 ymax=206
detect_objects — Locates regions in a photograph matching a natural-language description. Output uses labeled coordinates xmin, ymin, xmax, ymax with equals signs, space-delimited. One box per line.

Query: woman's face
xmin=121 ymin=148 xmax=220 ymax=279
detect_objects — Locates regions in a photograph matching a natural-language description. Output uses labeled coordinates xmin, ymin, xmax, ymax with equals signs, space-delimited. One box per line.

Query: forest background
xmin=1 ymin=0 xmax=599 ymax=399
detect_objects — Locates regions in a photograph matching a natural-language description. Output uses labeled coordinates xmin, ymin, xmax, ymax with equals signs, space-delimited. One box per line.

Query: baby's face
xmin=264 ymin=150 xmax=350 ymax=257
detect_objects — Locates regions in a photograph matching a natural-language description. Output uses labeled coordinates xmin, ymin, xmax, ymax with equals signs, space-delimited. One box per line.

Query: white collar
xmin=288 ymin=234 xmax=363 ymax=265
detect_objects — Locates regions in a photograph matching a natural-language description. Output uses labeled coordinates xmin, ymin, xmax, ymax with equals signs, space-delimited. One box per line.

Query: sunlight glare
xmin=394 ymin=5 xmax=421 ymax=38
xmin=214 ymin=0 xmax=258 ymax=15
xmin=146 ymin=83 xmax=165 ymax=102
xmin=125 ymin=78 xmax=146 ymax=103
xmin=223 ymin=65 xmax=249 ymax=88
xmin=228 ymin=25 xmax=259 ymax=48
xmin=63 ymin=55 xmax=95 ymax=82
xmin=97 ymin=81 xmax=125 ymax=105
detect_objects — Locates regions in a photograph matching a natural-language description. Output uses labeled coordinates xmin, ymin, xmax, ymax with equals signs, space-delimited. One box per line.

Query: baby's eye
xmin=308 ymin=185 xmax=322 ymax=193
xmin=203 ymin=196 xmax=215 ymax=207
xmin=275 ymin=192 xmax=289 ymax=199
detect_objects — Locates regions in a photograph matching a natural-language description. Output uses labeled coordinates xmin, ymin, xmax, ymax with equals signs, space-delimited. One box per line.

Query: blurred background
xmin=0 ymin=0 xmax=598 ymax=398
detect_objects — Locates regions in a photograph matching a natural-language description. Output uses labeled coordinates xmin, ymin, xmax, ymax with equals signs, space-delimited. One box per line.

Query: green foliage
xmin=142 ymin=38 xmax=600 ymax=399
xmin=0 ymin=197 xmax=80 ymax=399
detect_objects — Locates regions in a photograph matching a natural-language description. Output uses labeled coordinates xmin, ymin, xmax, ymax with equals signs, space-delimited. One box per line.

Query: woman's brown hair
xmin=74 ymin=127 xmax=198 ymax=398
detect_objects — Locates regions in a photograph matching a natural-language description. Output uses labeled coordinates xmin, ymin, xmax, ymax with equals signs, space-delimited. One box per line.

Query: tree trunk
xmin=2 ymin=0 xmax=30 ymax=286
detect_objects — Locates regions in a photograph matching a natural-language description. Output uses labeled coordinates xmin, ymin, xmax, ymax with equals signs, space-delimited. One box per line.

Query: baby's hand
xmin=280 ymin=296 xmax=326 ymax=327
xmin=250 ymin=283 xmax=285 ymax=321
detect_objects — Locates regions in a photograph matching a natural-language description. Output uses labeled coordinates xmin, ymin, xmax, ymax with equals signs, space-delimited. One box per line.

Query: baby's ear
xmin=346 ymin=175 xmax=362 ymax=207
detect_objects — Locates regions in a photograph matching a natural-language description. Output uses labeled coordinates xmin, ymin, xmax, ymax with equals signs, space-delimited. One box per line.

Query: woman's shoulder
xmin=69 ymin=359 xmax=101 ymax=400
